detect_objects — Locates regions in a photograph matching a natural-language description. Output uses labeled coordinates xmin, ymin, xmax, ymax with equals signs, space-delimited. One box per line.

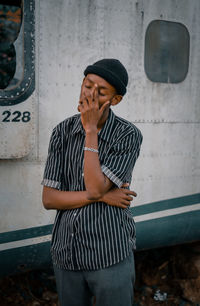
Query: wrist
xmin=85 ymin=126 xmax=98 ymax=134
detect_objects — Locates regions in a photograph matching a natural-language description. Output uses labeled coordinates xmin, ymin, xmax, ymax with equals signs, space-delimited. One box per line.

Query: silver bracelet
xmin=84 ymin=147 xmax=99 ymax=153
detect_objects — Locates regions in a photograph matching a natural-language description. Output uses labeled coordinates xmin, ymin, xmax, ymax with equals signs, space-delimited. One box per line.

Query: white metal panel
xmin=132 ymin=122 xmax=200 ymax=204
xmin=0 ymin=161 xmax=55 ymax=232
xmin=0 ymin=95 xmax=36 ymax=158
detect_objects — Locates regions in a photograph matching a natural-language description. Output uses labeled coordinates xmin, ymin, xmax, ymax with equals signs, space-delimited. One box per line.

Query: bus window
xmin=144 ymin=20 xmax=189 ymax=83
xmin=0 ymin=0 xmax=35 ymax=106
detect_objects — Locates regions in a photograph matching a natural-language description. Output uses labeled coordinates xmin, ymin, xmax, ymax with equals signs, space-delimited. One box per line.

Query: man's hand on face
xmin=78 ymin=84 xmax=110 ymax=133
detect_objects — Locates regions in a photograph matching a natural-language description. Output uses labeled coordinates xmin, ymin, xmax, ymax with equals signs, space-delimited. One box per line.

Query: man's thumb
xmin=100 ymin=101 xmax=110 ymax=115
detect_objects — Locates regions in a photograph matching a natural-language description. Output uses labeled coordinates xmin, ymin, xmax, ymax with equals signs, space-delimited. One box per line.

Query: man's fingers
xmin=118 ymin=204 xmax=128 ymax=209
xmin=88 ymin=84 xmax=98 ymax=105
xmin=78 ymin=96 xmax=90 ymax=112
xmin=79 ymin=97 xmax=89 ymax=110
xmin=85 ymin=93 xmax=93 ymax=105
xmin=121 ymin=183 xmax=129 ymax=188
xmin=93 ymin=84 xmax=99 ymax=102
xmin=78 ymin=102 xmax=83 ymax=111
xmin=126 ymin=195 xmax=133 ymax=201
xmin=121 ymin=200 xmax=131 ymax=206
xmin=125 ymin=190 xmax=137 ymax=197
xmin=120 ymin=188 xmax=137 ymax=197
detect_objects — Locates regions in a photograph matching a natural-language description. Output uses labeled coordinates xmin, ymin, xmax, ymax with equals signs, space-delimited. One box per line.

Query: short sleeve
xmin=101 ymin=128 xmax=143 ymax=188
xmin=41 ymin=126 xmax=63 ymax=190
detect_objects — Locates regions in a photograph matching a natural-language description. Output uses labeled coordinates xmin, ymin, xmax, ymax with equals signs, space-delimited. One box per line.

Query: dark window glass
xmin=0 ymin=0 xmax=22 ymax=89
xmin=0 ymin=0 xmax=35 ymax=106
xmin=144 ymin=20 xmax=190 ymax=83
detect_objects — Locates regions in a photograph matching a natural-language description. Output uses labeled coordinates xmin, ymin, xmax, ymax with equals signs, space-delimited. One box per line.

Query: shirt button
xmin=74 ymin=213 xmax=77 ymax=216
xmin=82 ymin=173 xmax=84 ymax=177
xmin=71 ymin=233 xmax=74 ymax=237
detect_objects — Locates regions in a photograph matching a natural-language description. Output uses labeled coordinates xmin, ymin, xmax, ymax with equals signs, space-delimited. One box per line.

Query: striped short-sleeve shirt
xmin=42 ymin=109 xmax=143 ymax=271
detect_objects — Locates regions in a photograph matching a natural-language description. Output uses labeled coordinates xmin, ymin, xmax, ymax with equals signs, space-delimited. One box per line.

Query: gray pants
xmin=53 ymin=251 xmax=135 ymax=306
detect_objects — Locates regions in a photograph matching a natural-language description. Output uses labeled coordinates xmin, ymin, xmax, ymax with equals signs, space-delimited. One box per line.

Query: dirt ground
xmin=0 ymin=241 xmax=199 ymax=306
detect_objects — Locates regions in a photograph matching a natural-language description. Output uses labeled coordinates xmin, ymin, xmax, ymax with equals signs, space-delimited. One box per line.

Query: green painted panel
xmin=0 ymin=224 xmax=53 ymax=244
xmin=0 ymin=242 xmax=52 ymax=277
xmin=131 ymin=193 xmax=200 ymax=216
xmin=136 ymin=210 xmax=200 ymax=250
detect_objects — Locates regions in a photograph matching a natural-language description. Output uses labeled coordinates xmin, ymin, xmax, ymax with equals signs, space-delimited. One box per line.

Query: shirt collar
xmin=98 ymin=108 xmax=116 ymax=142
xmin=71 ymin=114 xmax=84 ymax=135
xmin=71 ymin=108 xmax=116 ymax=142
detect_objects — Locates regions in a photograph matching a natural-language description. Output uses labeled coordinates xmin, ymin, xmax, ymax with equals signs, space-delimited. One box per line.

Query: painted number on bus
xmin=2 ymin=111 xmax=31 ymax=122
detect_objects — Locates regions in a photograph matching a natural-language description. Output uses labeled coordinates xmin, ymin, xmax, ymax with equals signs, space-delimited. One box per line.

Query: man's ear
xmin=110 ymin=95 xmax=123 ymax=106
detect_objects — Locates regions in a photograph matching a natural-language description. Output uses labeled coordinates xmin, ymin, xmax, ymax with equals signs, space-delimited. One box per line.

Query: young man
xmin=42 ymin=59 xmax=143 ymax=306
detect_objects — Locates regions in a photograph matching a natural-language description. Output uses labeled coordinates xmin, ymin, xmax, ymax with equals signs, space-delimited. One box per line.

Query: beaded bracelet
xmin=84 ymin=147 xmax=99 ymax=153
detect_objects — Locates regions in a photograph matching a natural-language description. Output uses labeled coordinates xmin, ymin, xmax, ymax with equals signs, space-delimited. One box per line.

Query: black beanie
xmin=84 ymin=58 xmax=128 ymax=96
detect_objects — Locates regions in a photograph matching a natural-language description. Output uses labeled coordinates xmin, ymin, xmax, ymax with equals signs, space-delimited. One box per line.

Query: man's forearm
xmin=84 ymin=130 xmax=112 ymax=200
xmin=42 ymin=186 xmax=96 ymax=210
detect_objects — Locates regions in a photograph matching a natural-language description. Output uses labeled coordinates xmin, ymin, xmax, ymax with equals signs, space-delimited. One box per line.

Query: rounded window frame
xmin=0 ymin=0 xmax=35 ymax=106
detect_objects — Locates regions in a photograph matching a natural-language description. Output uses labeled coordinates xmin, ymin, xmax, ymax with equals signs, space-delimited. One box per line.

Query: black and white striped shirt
xmin=42 ymin=109 xmax=143 ymax=270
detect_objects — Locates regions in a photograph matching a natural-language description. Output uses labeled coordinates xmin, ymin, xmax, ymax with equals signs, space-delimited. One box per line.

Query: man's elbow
xmin=42 ymin=196 xmax=51 ymax=210
xmin=42 ymin=187 xmax=53 ymax=210
xmin=86 ymin=178 xmax=112 ymax=200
